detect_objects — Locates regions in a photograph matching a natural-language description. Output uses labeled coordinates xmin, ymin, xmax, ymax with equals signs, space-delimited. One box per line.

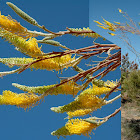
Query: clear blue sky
xmin=0 ymin=0 xmax=120 ymax=140
xmin=89 ymin=0 xmax=140 ymax=65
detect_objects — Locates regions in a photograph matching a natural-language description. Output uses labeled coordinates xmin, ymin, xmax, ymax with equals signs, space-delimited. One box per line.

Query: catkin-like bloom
xmin=104 ymin=80 xmax=117 ymax=88
xmin=12 ymin=81 xmax=81 ymax=96
xmin=0 ymin=12 xmax=34 ymax=38
xmin=79 ymin=84 xmax=112 ymax=97
xmin=51 ymin=84 xmax=112 ymax=113
xmin=51 ymin=118 xmax=98 ymax=138
xmin=0 ymin=27 xmax=43 ymax=57
xmin=0 ymin=55 xmax=75 ymax=71
xmin=0 ymin=90 xmax=40 ymax=110
xmin=67 ymin=109 xmax=93 ymax=119
xmin=51 ymin=91 xmax=106 ymax=113
xmin=69 ymin=27 xmax=103 ymax=38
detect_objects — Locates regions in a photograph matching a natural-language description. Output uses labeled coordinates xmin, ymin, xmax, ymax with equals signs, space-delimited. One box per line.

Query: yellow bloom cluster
xmin=0 ymin=90 xmax=40 ymax=110
xmin=0 ymin=55 xmax=75 ymax=71
xmin=79 ymin=84 xmax=112 ymax=97
xmin=56 ymin=81 xmax=81 ymax=96
xmin=0 ymin=12 xmax=34 ymax=38
xmin=0 ymin=28 xmax=43 ymax=57
xmin=51 ymin=118 xmax=98 ymax=138
xmin=12 ymin=81 xmax=81 ymax=96
xmin=78 ymin=93 xmax=103 ymax=108
xmin=69 ymin=27 xmax=103 ymax=38
xmin=67 ymin=109 xmax=93 ymax=119
xmin=66 ymin=118 xmax=97 ymax=136
xmin=94 ymin=19 xmax=116 ymax=32
xmin=66 ymin=82 xmax=115 ymax=118
xmin=51 ymin=86 xmax=107 ymax=113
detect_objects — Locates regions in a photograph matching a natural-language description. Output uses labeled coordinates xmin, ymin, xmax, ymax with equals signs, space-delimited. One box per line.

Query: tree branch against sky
xmin=89 ymin=0 xmax=140 ymax=65
xmin=0 ymin=1 xmax=121 ymax=140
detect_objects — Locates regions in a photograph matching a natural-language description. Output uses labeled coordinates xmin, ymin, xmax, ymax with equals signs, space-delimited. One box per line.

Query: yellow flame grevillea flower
xmin=51 ymin=118 xmax=99 ymax=138
xmin=0 ymin=90 xmax=40 ymax=110
xmin=0 ymin=27 xmax=43 ymax=57
xmin=0 ymin=55 xmax=75 ymax=71
xmin=12 ymin=81 xmax=81 ymax=96
xmin=0 ymin=12 xmax=34 ymax=38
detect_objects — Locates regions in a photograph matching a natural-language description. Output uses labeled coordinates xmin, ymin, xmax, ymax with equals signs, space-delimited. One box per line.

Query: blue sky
xmin=0 ymin=0 xmax=120 ymax=140
xmin=89 ymin=0 xmax=140 ymax=65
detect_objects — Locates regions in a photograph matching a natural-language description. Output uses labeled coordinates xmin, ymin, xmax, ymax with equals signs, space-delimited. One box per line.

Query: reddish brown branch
xmin=103 ymin=81 xmax=121 ymax=100
xmin=105 ymin=107 xmax=121 ymax=120
xmin=55 ymin=27 xmax=96 ymax=35
xmin=39 ymin=54 xmax=121 ymax=98
xmin=18 ymin=44 xmax=120 ymax=73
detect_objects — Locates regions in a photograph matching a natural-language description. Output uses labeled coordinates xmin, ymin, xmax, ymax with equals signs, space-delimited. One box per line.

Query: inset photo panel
xmin=90 ymin=0 xmax=140 ymax=140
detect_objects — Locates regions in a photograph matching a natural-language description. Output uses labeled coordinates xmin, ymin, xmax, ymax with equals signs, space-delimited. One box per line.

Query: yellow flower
xmin=104 ymin=80 xmax=117 ymax=88
xmin=118 ymin=9 xmax=123 ymax=13
xmin=33 ymin=55 xmax=75 ymax=71
xmin=0 ymin=90 xmax=40 ymax=110
xmin=67 ymin=109 xmax=93 ymax=119
xmin=69 ymin=27 xmax=103 ymax=38
xmin=108 ymin=27 xmax=116 ymax=32
xmin=0 ymin=55 xmax=75 ymax=71
xmin=100 ymin=18 xmax=116 ymax=32
xmin=0 ymin=12 xmax=34 ymax=38
xmin=80 ymin=84 xmax=111 ymax=96
xmin=0 ymin=28 xmax=43 ymax=57
xmin=78 ymin=94 xmax=103 ymax=108
xmin=98 ymin=25 xmax=108 ymax=29
xmin=66 ymin=118 xmax=97 ymax=136
xmin=12 ymin=81 xmax=81 ymax=96
xmin=94 ymin=20 xmax=103 ymax=25
xmin=103 ymin=18 xmax=113 ymax=27
xmin=51 ymin=118 xmax=98 ymax=138
xmin=114 ymin=21 xmax=121 ymax=24
xmin=108 ymin=32 xmax=116 ymax=36
xmin=51 ymin=94 xmax=105 ymax=113
xmin=51 ymin=85 xmax=110 ymax=113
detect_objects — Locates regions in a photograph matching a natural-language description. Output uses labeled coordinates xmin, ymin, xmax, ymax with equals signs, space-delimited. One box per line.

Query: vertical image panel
xmin=89 ymin=0 xmax=140 ymax=140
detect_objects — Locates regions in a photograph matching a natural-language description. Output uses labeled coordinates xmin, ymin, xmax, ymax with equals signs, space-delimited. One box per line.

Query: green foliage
xmin=121 ymin=53 xmax=138 ymax=82
xmin=122 ymin=70 xmax=140 ymax=104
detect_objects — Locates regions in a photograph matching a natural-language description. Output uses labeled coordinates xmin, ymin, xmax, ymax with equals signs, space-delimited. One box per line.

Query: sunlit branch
xmin=84 ymin=107 xmax=121 ymax=124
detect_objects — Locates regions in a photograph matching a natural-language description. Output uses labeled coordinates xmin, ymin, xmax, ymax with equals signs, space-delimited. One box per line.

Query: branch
xmin=83 ymin=107 xmax=121 ymax=124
